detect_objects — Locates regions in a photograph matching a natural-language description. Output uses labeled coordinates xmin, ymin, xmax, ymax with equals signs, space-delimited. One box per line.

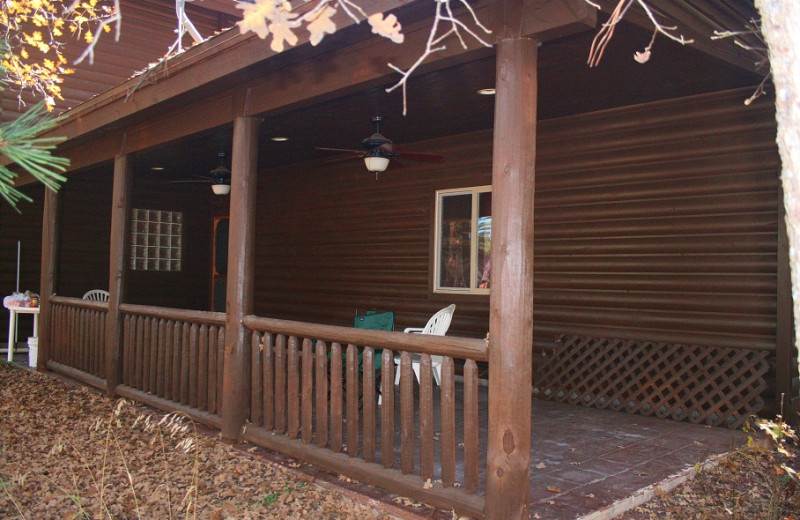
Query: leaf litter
xmin=617 ymin=417 xmax=799 ymax=519
xmin=0 ymin=366 xmax=395 ymax=519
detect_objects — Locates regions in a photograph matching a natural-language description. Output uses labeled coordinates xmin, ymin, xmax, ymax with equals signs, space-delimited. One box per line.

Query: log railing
xmin=242 ymin=315 xmax=488 ymax=517
xmin=48 ymin=296 xmax=108 ymax=387
xmin=117 ymin=304 xmax=226 ymax=426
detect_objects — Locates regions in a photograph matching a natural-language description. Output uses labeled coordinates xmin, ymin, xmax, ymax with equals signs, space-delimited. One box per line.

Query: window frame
xmin=433 ymin=185 xmax=492 ymax=295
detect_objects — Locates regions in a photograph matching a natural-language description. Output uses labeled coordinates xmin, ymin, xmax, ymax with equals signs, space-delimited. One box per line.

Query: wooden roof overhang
xmin=10 ymin=0 xmax=760 ymax=186
xmin=18 ymin=0 xmax=590 ymax=179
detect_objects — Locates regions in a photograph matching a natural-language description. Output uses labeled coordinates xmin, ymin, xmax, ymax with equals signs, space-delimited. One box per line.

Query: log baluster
xmin=330 ymin=342 xmax=343 ymax=453
xmin=463 ymin=359 xmax=479 ymax=494
xmin=346 ymin=344 xmax=359 ymax=457
xmin=315 ymin=340 xmax=328 ymax=448
xmin=288 ymin=336 xmax=300 ymax=439
xmin=381 ymin=349 xmax=395 ymax=469
xmin=419 ymin=353 xmax=434 ymax=481
xmin=441 ymin=356 xmax=456 ymax=487
xmin=362 ymin=347 xmax=376 ymax=463
xmin=301 ymin=338 xmax=313 ymax=444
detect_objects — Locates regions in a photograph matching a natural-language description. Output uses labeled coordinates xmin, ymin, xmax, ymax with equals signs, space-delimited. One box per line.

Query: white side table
xmin=3 ymin=305 xmax=39 ymax=362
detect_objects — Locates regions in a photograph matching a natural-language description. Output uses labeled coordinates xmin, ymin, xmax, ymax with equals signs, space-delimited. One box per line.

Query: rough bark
xmin=757 ymin=0 xmax=800 ymax=394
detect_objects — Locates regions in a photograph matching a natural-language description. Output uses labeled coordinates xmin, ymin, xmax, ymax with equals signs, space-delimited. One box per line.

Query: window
xmin=434 ymin=186 xmax=491 ymax=294
xmin=130 ymin=209 xmax=183 ymax=271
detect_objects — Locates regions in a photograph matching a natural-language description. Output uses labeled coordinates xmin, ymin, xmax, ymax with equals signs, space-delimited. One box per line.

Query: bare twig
xmin=386 ymin=0 xmax=492 ymax=115
xmin=586 ymin=0 xmax=693 ymax=67
xmin=69 ymin=0 xmax=122 ymax=65
xmin=710 ymin=18 xmax=771 ymax=105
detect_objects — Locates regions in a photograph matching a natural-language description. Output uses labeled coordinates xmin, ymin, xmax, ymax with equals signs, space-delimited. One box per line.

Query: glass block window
xmin=130 ymin=209 xmax=182 ymax=271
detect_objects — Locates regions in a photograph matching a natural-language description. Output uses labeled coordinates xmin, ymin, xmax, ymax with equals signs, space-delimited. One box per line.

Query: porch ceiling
xmin=130 ymin=14 xmax=759 ymax=185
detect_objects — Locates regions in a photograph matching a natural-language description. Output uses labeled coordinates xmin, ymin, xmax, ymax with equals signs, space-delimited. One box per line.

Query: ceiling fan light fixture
xmin=364 ymin=155 xmax=390 ymax=173
xmin=212 ymin=183 xmax=231 ymax=195
xmin=477 ymin=88 xmax=496 ymax=96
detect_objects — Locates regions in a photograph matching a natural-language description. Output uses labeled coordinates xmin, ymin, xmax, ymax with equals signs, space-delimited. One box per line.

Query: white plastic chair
xmin=394 ymin=304 xmax=456 ymax=386
xmin=82 ymin=289 xmax=110 ymax=302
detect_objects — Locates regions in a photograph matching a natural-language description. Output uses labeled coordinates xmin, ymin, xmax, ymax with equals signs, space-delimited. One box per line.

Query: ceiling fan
xmin=170 ymin=152 xmax=232 ymax=195
xmin=316 ymin=116 xmax=443 ymax=178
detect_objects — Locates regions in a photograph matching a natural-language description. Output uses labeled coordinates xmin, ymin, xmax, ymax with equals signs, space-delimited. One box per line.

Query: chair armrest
xmin=403 ymin=327 xmax=424 ymax=334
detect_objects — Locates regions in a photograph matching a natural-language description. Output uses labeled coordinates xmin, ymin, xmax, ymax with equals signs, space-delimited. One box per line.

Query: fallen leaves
xmin=0 ymin=367 xmax=393 ymax=519
xmin=617 ymin=434 xmax=799 ymax=520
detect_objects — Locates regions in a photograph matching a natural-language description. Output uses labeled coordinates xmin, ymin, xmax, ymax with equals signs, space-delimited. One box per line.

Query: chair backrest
xmin=82 ymin=289 xmax=110 ymax=302
xmin=422 ymin=304 xmax=456 ymax=336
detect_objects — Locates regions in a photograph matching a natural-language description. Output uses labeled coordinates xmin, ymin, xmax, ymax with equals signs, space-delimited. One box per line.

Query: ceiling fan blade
xmin=389 ymin=156 xmax=406 ymax=168
xmin=394 ymin=150 xmax=443 ymax=162
xmin=323 ymin=154 xmax=362 ymax=164
xmin=316 ymin=146 xmax=364 ymax=154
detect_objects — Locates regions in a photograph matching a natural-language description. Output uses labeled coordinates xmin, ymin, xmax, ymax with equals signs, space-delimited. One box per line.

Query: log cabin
xmin=1 ymin=0 xmax=794 ymax=518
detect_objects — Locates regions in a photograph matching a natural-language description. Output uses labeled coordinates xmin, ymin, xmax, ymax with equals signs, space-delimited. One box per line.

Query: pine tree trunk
xmin=757 ymin=0 xmax=800 ymax=396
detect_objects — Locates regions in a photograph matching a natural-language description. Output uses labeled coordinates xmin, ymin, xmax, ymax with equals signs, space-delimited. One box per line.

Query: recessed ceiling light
xmin=477 ymin=88 xmax=496 ymax=96
xmin=271 ymin=136 xmax=289 ymax=142
xmin=151 ymin=166 xmax=164 ymax=171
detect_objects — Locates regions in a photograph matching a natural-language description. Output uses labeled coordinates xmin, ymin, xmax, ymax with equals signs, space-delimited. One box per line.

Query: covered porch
xmin=3 ymin=0 xmax=790 ymax=518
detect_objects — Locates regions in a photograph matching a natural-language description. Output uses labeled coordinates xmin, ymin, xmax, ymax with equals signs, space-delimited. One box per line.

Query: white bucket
xmin=27 ymin=336 xmax=38 ymax=368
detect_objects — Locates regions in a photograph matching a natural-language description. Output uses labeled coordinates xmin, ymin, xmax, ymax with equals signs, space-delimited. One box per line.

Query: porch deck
xmin=373 ymin=378 xmax=747 ymax=519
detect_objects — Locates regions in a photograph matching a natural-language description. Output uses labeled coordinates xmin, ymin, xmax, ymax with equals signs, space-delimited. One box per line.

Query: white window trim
xmin=434 ymin=185 xmax=491 ymax=295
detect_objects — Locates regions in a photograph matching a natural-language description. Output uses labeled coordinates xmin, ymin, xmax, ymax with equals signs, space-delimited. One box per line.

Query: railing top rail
xmin=243 ymin=314 xmax=488 ymax=362
xmin=50 ymin=295 xmax=108 ymax=312
xmin=119 ymin=303 xmax=226 ymax=326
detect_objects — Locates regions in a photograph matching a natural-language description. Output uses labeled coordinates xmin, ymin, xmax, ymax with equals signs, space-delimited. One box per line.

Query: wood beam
xmin=105 ymin=153 xmax=133 ymax=395
xmin=485 ymin=11 xmax=538 ymax=520
xmin=221 ymin=115 xmax=259 ymax=441
xmin=37 ymin=186 xmax=60 ymax=372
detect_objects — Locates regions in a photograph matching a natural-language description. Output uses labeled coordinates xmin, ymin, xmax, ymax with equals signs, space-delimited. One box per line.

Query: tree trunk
xmin=757 ymin=0 xmax=800 ymax=401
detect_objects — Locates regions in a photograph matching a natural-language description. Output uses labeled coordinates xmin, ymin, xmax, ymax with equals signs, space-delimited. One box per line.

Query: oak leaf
xmin=368 ymin=12 xmax=404 ymax=44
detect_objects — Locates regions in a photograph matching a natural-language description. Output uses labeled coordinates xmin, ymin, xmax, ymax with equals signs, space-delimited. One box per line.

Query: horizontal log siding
xmin=0 ymin=184 xmax=44 ymax=341
xmin=53 ymin=165 xmax=213 ymax=310
xmin=534 ymin=88 xmax=780 ymax=351
xmin=254 ymin=88 xmax=780 ymax=352
xmin=57 ymin=170 xmax=113 ymax=298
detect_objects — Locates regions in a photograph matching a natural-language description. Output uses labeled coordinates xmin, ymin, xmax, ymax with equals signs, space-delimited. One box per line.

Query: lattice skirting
xmin=532 ymin=335 xmax=770 ymax=428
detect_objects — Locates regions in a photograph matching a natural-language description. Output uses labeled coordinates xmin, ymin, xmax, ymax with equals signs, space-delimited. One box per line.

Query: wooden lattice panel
xmin=532 ymin=335 xmax=770 ymax=428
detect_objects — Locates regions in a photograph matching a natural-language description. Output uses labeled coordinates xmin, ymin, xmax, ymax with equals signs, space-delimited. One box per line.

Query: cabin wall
xmin=253 ymin=88 xmax=781 ymax=353
xmin=51 ymin=166 xmax=213 ymax=310
xmin=126 ymin=182 xmax=214 ymax=310
xmin=57 ymin=170 xmax=114 ymax=298
xmin=0 ymin=184 xmax=45 ymax=341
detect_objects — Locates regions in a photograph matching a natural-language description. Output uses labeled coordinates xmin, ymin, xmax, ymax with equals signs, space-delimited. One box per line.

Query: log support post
xmin=105 ymin=153 xmax=133 ymax=395
xmin=486 ymin=5 xmax=538 ymax=518
xmin=221 ymin=115 xmax=259 ymax=441
xmin=37 ymin=186 xmax=60 ymax=371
